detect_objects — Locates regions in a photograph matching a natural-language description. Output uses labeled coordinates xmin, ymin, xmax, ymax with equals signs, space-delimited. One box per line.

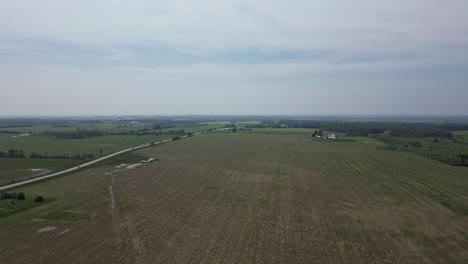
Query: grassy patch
xmin=0 ymin=197 xmax=51 ymax=218
xmin=0 ymin=199 xmax=89 ymax=228
xmin=426 ymin=192 xmax=468 ymax=216
xmin=245 ymin=128 xmax=316 ymax=135
xmin=0 ymin=134 xmax=171 ymax=157
xmin=374 ymin=135 xmax=468 ymax=165
xmin=98 ymin=152 xmax=155 ymax=166
xmin=0 ymin=158 xmax=82 ymax=186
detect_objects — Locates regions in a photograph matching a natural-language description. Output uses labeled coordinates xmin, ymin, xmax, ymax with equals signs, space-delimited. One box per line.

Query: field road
xmin=0 ymin=134 xmax=196 ymax=191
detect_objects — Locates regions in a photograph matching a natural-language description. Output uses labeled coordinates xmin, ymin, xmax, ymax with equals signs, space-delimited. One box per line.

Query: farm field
xmin=0 ymin=134 xmax=172 ymax=185
xmin=2 ymin=122 xmax=224 ymax=135
xmin=1 ymin=131 xmax=468 ymax=263
xmin=1 ymin=123 xmax=147 ymax=134
xmin=0 ymin=134 xmax=171 ymax=157
xmin=232 ymin=127 xmax=319 ymax=136
xmin=0 ymin=159 xmax=81 ymax=186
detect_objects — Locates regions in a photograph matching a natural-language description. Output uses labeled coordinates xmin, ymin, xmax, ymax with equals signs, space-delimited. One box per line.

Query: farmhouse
xmin=327 ymin=134 xmax=337 ymax=141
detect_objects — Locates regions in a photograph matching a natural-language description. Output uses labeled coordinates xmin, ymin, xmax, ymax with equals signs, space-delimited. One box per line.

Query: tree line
xmin=43 ymin=130 xmax=106 ymax=139
xmin=29 ymin=152 xmax=96 ymax=160
xmin=0 ymin=149 xmax=96 ymax=160
xmin=0 ymin=149 xmax=25 ymax=158
xmin=277 ymin=120 xmax=468 ymax=138
xmin=42 ymin=128 xmax=190 ymax=139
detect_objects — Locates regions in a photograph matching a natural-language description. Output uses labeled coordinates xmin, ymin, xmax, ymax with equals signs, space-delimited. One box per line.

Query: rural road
xmin=0 ymin=133 xmax=198 ymax=191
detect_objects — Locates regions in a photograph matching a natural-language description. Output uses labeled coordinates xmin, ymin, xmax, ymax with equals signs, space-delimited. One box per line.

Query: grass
xmin=156 ymin=124 xmax=223 ymax=133
xmin=0 ymin=159 xmax=82 ymax=186
xmin=98 ymin=152 xmax=154 ymax=166
xmin=452 ymin=130 xmax=468 ymax=136
xmin=0 ymin=197 xmax=51 ymax=218
xmin=375 ymin=135 xmax=468 ymax=165
xmin=0 ymin=134 xmax=172 ymax=157
xmin=6 ymin=122 xmax=225 ymax=135
xmin=233 ymin=127 xmax=317 ymax=137
xmin=2 ymin=122 xmax=150 ymax=134
xmin=0 ymin=134 xmax=171 ymax=184
xmin=0 ymin=144 xmax=159 ymax=228
xmin=0 ymin=158 xmax=80 ymax=171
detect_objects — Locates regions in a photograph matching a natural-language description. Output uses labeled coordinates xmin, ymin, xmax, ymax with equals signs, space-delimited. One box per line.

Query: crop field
xmin=0 ymin=134 xmax=172 ymax=184
xmin=0 ymin=134 xmax=171 ymax=157
xmin=375 ymin=136 xmax=468 ymax=165
xmin=1 ymin=131 xmax=467 ymax=263
xmin=1 ymin=122 xmax=150 ymax=134
xmin=452 ymin=130 xmax=468 ymax=136
xmin=0 ymin=159 xmax=81 ymax=186
xmin=2 ymin=122 xmax=224 ymax=135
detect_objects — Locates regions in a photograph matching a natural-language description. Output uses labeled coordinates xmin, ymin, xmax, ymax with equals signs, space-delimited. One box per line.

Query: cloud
xmin=1 ymin=1 xmax=467 ymax=56
xmin=1 ymin=1 xmax=468 ymax=115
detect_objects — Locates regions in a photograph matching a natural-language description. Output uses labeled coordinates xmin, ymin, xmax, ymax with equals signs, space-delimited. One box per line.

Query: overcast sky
xmin=1 ymin=0 xmax=468 ymax=116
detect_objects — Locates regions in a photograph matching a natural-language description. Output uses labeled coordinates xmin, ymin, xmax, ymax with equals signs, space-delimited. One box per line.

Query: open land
xmin=1 ymin=128 xmax=467 ymax=263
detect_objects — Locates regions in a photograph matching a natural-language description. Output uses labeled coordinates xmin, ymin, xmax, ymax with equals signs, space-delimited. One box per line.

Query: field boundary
xmin=0 ymin=133 xmax=202 ymax=191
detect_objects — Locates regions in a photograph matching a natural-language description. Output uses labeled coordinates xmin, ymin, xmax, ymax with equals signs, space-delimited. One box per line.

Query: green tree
xmin=17 ymin=192 xmax=25 ymax=200
xmin=34 ymin=196 xmax=45 ymax=203
xmin=457 ymin=154 xmax=468 ymax=165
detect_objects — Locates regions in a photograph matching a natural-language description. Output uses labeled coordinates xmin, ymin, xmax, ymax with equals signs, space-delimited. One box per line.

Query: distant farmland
xmin=1 ymin=130 xmax=467 ymax=263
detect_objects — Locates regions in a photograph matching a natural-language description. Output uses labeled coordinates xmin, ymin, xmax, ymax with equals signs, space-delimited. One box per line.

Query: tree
xmin=34 ymin=195 xmax=45 ymax=203
xmin=232 ymin=127 xmax=237 ymax=133
xmin=17 ymin=192 xmax=25 ymax=200
xmin=457 ymin=154 xmax=468 ymax=165
xmin=8 ymin=149 xmax=15 ymax=156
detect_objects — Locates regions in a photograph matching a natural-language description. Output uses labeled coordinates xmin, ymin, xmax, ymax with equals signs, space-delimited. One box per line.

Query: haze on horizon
xmin=1 ymin=1 xmax=468 ymax=116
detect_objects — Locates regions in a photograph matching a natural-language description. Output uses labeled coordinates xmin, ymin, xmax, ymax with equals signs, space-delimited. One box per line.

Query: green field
xmin=2 ymin=122 xmax=149 ymax=134
xmin=156 ymin=124 xmax=222 ymax=133
xmin=375 ymin=135 xmax=468 ymax=165
xmin=223 ymin=127 xmax=318 ymax=136
xmin=3 ymin=122 xmax=223 ymax=135
xmin=0 ymin=134 xmax=172 ymax=185
xmin=1 ymin=130 xmax=467 ymax=263
xmin=0 ymin=159 xmax=81 ymax=186
xmin=0 ymin=134 xmax=172 ymax=157
xmin=0 ymin=120 xmax=225 ymax=187
xmin=452 ymin=130 xmax=468 ymax=136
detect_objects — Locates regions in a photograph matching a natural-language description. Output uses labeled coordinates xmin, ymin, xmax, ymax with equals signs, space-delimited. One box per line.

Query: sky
xmin=1 ymin=0 xmax=468 ymax=116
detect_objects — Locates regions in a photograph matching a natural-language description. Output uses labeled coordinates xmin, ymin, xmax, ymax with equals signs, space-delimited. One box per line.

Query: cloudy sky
xmin=1 ymin=0 xmax=468 ymax=116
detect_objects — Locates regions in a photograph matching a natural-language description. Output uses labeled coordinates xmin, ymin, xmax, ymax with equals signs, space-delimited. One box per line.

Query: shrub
xmin=1 ymin=192 xmax=17 ymax=199
xmin=17 ymin=192 xmax=25 ymax=200
xmin=34 ymin=195 xmax=45 ymax=203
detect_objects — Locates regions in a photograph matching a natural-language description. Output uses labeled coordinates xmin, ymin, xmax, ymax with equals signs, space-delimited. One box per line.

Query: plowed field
xmin=1 ymin=132 xmax=468 ymax=263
